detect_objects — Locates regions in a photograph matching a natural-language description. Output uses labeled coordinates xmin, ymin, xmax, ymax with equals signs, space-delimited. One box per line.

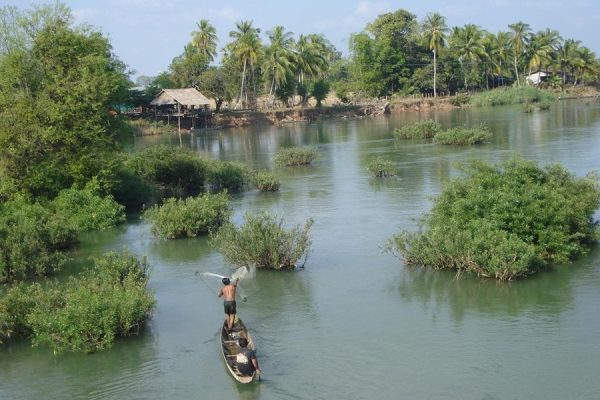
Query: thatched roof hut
xmin=150 ymin=88 xmax=211 ymax=108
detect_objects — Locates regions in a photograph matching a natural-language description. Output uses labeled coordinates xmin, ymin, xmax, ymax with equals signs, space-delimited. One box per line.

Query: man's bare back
xmin=219 ymin=282 xmax=237 ymax=301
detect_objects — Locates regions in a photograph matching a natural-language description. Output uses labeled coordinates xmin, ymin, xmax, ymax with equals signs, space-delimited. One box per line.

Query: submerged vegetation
xmin=433 ymin=125 xmax=491 ymax=145
xmin=367 ymin=158 xmax=397 ymax=177
xmin=274 ymin=146 xmax=319 ymax=167
xmin=393 ymin=119 xmax=442 ymax=140
xmin=0 ymin=251 xmax=155 ymax=353
xmin=210 ymin=212 xmax=313 ymax=270
xmin=387 ymin=158 xmax=600 ymax=281
xmin=143 ymin=192 xmax=231 ymax=239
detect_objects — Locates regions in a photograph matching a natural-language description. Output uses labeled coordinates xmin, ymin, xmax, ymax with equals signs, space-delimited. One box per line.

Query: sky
xmin=2 ymin=0 xmax=600 ymax=79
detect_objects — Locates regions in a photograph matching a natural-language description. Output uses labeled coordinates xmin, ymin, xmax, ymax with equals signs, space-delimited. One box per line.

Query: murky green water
xmin=2 ymin=100 xmax=600 ymax=400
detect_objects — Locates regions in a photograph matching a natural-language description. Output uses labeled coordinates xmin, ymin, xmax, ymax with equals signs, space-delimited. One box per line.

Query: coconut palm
xmin=574 ymin=46 xmax=598 ymax=85
xmin=449 ymin=24 xmax=485 ymax=89
xmin=555 ymin=39 xmax=582 ymax=87
xmin=295 ymin=34 xmax=329 ymax=95
xmin=263 ymin=26 xmax=295 ymax=107
xmin=191 ymin=19 xmax=217 ymax=63
xmin=508 ymin=21 xmax=531 ymax=86
xmin=421 ymin=12 xmax=448 ymax=97
xmin=227 ymin=20 xmax=262 ymax=109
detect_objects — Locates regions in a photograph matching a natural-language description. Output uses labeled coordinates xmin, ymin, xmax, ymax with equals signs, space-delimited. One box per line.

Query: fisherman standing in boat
xmin=218 ymin=277 xmax=239 ymax=331
xmin=237 ymin=337 xmax=261 ymax=377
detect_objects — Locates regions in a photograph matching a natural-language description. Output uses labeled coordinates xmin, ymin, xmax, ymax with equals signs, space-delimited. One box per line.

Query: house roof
xmin=150 ymin=88 xmax=211 ymax=107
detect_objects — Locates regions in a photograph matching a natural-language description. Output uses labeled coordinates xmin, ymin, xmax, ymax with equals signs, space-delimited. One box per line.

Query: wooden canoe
xmin=220 ymin=317 xmax=257 ymax=384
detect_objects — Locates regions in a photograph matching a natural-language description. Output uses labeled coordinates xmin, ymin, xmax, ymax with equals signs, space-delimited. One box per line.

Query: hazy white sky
xmin=3 ymin=0 xmax=599 ymax=78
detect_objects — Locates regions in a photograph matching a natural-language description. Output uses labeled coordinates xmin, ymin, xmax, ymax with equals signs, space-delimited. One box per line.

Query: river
xmin=1 ymin=100 xmax=600 ymax=400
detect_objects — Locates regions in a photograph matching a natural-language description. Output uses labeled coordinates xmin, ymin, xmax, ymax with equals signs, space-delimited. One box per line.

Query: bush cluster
xmin=387 ymin=158 xmax=600 ymax=280
xmin=210 ymin=212 xmax=313 ymax=270
xmin=433 ymin=124 xmax=491 ymax=145
xmin=0 ymin=250 xmax=155 ymax=353
xmin=250 ymin=170 xmax=281 ymax=191
xmin=51 ymin=187 xmax=126 ymax=231
xmin=126 ymin=146 xmax=206 ymax=199
xmin=367 ymin=158 xmax=397 ymax=177
xmin=448 ymin=93 xmax=471 ymax=106
xmin=206 ymin=160 xmax=247 ymax=193
xmin=393 ymin=119 xmax=442 ymax=140
xmin=143 ymin=192 xmax=231 ymax=239
xmin=0 ymin=198 xmax=77 ymax=282
xmin=274 ymin=146 xmax=319 ymax=167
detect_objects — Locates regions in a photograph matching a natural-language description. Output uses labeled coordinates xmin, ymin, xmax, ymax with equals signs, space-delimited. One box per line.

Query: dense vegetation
xmin=469 ymin=86 xmax=556 ymax=107
xmin=274 ymin=146 xmax=319 ymax=167
xmin=210 ymin=212 xmax=313 ymax=270
xmin=129 ymin=7 xmax=600 ymax=110
xmin=387 ymin=158 xmax=600 ymax=280
xmin=0 ymin=251 xmax=155 ymax=353
xmin=393 ymin=119 xmax=442 ymax=139
xmin=367 ymin=158 xmax=397 ymax=177
xmin=205 ymin=160 xmax=247 ymax=193
xmin=143 ymin=192 xmax=231 ymax=239
xmin=433 ymin=125 xmax=491 ymax=145
xmin=249 ymin=170 xmax=281 ymax=192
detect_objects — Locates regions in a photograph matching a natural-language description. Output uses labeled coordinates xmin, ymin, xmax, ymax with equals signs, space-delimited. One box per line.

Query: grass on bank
xmin=386 ymin=157 xmax=600 ymax=281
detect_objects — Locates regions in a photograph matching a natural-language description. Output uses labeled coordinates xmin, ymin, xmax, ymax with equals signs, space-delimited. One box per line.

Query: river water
xmin=1 ymin=100 xmax=600 ymax=400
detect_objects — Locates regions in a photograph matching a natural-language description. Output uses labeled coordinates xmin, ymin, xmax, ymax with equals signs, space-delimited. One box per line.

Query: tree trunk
xmin=238 ymin=60 xmax=247 ymax=109
xmin=433 ymin=49 xmax=437 ymax=98
xmin=513 ymin=56 xmax=520 ymax=86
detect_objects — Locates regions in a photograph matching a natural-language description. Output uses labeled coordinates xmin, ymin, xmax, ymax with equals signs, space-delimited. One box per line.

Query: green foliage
xmin=274 ymin=146 xmax=318 ymax=167
xmin=51 ymin=187 xmax=125 ymax=231
xmin=310 ymin=79 xmax=331 ymax=107
xmin=367 ymin=158 xmax=397 ymax=177
xmin=387 ymin=158 xmax=600 ymax=280
xmin=143 ymin=192 xmax=231 ymax=239
xmin=205 ymin=160 xmax=247 ymax=193
xmin=537 ymin=99 xmax=552 ymax=110
xmin=470 ymin=87 xmax=556 ymax=107
xmin=210 ymin=212 xmax=313 ymax=270
xmin=249 ymin=170 xmax=281 ymax=192
xmin=393 ymin=119 xmax=442 ymax=139
xmin=522 ymin=102 xmax=534 ymax=113
xmin=0 ymin=282 xmax=40 ymax=343
xmin=110 ymin=164 xmax=153 ymax=211
xmin=0 ymin=10 xmax=130 ymax=198
xmin=24 ymin=250 xmax=155 ymax=353
xmin=448 ymin=93 xmax=471 ymax=106
xmin=126 ymin=146 xmax=207 ymax=199
xmin=433 ymin=124 xmax=491 ymax=145
xmin=0 ymin=198 xmax=77 ymax=282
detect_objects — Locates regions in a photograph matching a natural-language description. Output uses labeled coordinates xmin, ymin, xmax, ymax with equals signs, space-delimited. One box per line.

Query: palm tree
xmin=263 ymin=26 xmax=295 ymax=107
xmin=508 ymin=21 xmax=531 ymax=86
xmin=421 ymin=12 xmax=448 ymax=97
xmin=574 ymin=46 xmax=598 ymax=86
xmin=191 ymin=19 xmax=217 ymax=63
xmin=525 ymin=31 xmax=556 ymax=78
xmin=227 ymin=20 xmax=261 ymax=109
xmin=294 ymin=34 xmax=330 ymax=103
xmin=449 ymin=24 xmax=485 ymax=89
xmin=488 ymin=32 xmax=511 ymax=85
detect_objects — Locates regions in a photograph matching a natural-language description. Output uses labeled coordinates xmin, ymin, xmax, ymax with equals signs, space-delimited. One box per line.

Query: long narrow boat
xmin=220 ymin=317 xmax=257 ymax=384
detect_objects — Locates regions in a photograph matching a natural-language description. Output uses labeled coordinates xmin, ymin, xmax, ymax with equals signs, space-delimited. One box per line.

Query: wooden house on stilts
xmin=149 ymin=88 xmax=212 ymax=138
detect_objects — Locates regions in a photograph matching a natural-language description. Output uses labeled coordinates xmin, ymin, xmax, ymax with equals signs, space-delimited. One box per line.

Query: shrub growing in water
xmin=249 ymin=170 xmax=281 ymax=192
xmin=433 ymin=124 xmax=491 ymax=145
xmin=367 ymin=158 xmax=397 ymax=177
xmin=52 ymin=187 xmax=126 ymax=231
xmin=274 ymin=146 xmax=318 ymax=167
xmin=0 ymin=198 xmax=77 ymax=282
xmin=126 ymin=146 xmax=207 ymax=199
xmin=25 ymin=250 xmax=155 ymax=353
xmin=386 ymin=158 xmax=600 ymax=280
xmin=210 ymin=212 xmax=313 ymax=270
xmin=143 ymin=192 xmax=231 ymax=239
xmin=393 ymin=119 xmax=442 ymax=140
xmin=206 ymin=160 xmax=247 ymax=193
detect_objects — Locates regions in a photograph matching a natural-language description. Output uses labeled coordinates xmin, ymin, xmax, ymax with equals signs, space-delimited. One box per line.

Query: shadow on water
xmin=394 ymin=245 xmax=600 ymax=323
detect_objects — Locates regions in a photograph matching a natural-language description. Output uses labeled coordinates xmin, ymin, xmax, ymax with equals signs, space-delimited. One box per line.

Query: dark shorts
xmin=224 ymin=300 xmax=236 ymax=315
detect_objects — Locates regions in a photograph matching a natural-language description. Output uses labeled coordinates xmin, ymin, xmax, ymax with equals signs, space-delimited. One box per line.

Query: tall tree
xmin=508 ymin=21 xmax=531 ymax=86
xmin=421 ymin=12 xmax=448 ymax=97
xmin=449 ymin=24 xmax=485 ymax=89
xmin=191 ymin=19 xmax=217 ymax=63
xmin=263 ymin=25 xmax=294 ymax=107
xmin=226 ymin=20 xmax=261 ymax=109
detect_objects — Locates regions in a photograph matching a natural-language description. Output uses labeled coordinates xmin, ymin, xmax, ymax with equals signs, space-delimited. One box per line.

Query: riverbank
xmin=131 ymin=86 xmax=599 ymax=135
